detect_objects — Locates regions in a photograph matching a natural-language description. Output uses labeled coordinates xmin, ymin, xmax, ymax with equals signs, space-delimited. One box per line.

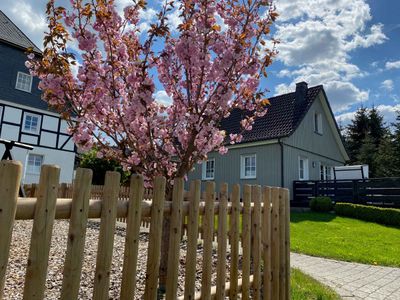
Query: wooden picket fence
xmin=1 ymin=160 xmax=290 ymax=299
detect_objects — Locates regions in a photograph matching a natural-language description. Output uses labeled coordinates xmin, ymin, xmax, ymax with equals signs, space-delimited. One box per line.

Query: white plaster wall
xmin=3 ymin=106 xmax=21 ymax=123
xmin=42 ymin=115 xmax=59 ymax=130
xmin=0 ymin=144 xmax=75 ymax=184
xmin=1 ymin=124 xmax=19 ymax=140
xmin=20 ymin=134 xmax=38 ymax=144
xmin=40 ymin=132 xmax=57 ymax=147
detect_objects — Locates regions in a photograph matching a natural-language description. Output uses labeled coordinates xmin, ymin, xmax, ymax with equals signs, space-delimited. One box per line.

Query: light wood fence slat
xmin=0 ymin=161 xmax=22 ymax=299
xmin=284 ymin=189 xmax=291 ymax=300
xmin=251 ymin=185 xmax=262 ymax=300
xmin=241 ymin=184 xmax=251 ymax=300
xmin=166 ymin=178 xmax=185 ymax=300
xmin=60 ymin=168 xmax=93 ymax=300
xmin=200 ymin=182 xmax=215 ymax=299
xmin=262 ymin=186 xmax=272 ymax=300
xmin=270 ymin=187 xmax=280 ymax=300
xmin=229 ymin=184 xmax=240 ymax=300
xmin=92 ymin=171 xmax=121 ymax=300
xmin=120 ymin=175 xmax=145 ymax=300
xmin=216 ymin=183 xmax=228 ymax=299
xmin=23 ymin=165 xmax=60 ymax=300
xmin=279 ymin=188 xmax=287 ymax=300
xmin=144 ymin=176 xmax=167 ymax=300
xmin=183 ymin=180 xmax=201 ymax=299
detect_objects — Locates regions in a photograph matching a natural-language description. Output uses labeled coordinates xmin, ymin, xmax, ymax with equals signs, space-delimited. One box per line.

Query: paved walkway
xmin=291 ymin=253 xmax=400 ymax=300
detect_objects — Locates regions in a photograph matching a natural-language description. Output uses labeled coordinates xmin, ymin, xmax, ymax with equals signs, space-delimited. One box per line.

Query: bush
xmin=310 ymin=197 xmax=333 ymax=212
xmin=335 ymin=203 xmax=400 ymax=227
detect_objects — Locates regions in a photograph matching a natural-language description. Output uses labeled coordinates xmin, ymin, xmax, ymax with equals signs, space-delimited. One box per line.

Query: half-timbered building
xmin=0 ymin=10 xmax=75 ymax=183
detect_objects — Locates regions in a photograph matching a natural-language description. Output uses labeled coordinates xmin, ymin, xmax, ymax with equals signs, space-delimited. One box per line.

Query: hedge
xmin=310 ymin=196 xmax=333 ymax=212
xmin=335 ymin=203 xmax=400 ymax=227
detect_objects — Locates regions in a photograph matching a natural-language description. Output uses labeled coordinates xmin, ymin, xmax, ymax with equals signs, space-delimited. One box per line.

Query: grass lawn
xmin=291 ymin=212 xmax=400 ymax=267
xmin=291 ymin=268 xmax=340 ymax=300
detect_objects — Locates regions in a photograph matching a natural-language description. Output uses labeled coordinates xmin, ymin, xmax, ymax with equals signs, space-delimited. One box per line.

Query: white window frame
xmin=202 ymin=158 xmax=215 ymax=180
xmin=314 ymin=112 xmax=323 ymax=134
xmin=240 ymin=154 xmax=257 ymax=179
xmin=22 ymin=112 xmax=41 ymax=134
xmin=15 ymin=72 xmax=33 ymax=93
xmin=298 ymin=156 xmax=309 ymax=180
xmin=319 ymin=163 xmax=334 ymax=180
xmin=26 ymin=154 xmax=44 ymax=175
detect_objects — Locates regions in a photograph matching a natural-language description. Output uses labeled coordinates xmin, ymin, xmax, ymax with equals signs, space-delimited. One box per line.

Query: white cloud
xmin=273 ymin=0 xmax=387 ymax=113
xmin=385 ymin=60 xmax=400 ymax=70
xmin=154 ymin=90 xmax=172 ymax=106
xmin=381 ymin=79 xmax=394 ymax=92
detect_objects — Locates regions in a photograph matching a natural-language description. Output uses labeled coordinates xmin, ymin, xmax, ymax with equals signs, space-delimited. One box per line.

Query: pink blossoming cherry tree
xmin=28 ymin=0 xmax=277 ymax=294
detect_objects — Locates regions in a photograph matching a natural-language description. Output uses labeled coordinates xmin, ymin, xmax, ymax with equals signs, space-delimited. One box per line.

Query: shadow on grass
xmin=290 ymin=211 xmax=337 ymax=223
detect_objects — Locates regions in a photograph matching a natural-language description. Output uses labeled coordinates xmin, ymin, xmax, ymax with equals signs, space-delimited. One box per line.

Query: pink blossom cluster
xmin=28 ymin=0 xmax=277 ymax=183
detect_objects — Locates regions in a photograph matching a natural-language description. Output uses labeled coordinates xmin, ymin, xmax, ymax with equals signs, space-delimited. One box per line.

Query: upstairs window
xmin=202 ymin=158 xmax=215 ymax=180
xmin=314 ymin=112 xmax=323 ymax=134
xmin=23 ymin=112 xmax=41 ymax=134
xmin=26 ymin=154 xmax=43 ymax=175
xmin=15 ymin=72 xmax=33 ymax=93
xmin=241 ymin=154 xmax=256 ymax=179
xmin=299 ymin=156 xmax=309 ymax=180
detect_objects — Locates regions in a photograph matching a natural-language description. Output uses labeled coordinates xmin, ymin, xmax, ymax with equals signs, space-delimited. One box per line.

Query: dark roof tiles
xmin=221 ymin=85 xmax=323 ymax=143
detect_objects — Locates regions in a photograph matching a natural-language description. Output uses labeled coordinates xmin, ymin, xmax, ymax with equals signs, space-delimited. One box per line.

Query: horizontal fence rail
xmin=293 ymin=177 xmax=400 ymax=208
xmin=2 ymin=160 xmax=290 ymax=299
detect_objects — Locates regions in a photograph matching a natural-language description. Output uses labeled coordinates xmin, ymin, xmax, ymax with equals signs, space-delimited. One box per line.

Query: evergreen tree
xmin=375 ymin=133 xmax=397 ymax=177
xmin=390 ymin=110 xmax=400 ymax=175
xmin=345 ymin=107 xmax=369 ymax=164
xmin=356 ymin=133 xmax=377 ymax=177
xmin=368 ymin=106 xmax=387 ymax=148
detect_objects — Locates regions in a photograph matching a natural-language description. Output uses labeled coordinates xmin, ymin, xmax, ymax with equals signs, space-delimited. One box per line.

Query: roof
xmin=0 ymin=10 xmax=41 ymax=53
xmin=221 ymin=85 xmax=324 ymax=143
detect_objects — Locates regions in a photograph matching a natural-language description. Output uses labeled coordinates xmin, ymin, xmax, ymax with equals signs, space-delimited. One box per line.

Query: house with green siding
xmin=187 ymin=82 xmax=349 ymax=198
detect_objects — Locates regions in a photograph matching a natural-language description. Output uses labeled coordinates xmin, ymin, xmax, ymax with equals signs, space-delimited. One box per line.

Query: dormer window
xmin=15 ymin=72 xmax=32 ymax=93
xmin=314 ymin=112 xmax=323 ymax=134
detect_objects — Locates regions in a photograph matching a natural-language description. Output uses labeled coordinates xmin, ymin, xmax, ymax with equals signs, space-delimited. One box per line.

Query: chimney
xmin=295 ymin=81 xmax=308 ymax=107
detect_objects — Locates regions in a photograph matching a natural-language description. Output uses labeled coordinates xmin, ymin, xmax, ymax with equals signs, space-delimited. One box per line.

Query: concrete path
xmin=291 ymin=253 xmax=400 ymax=300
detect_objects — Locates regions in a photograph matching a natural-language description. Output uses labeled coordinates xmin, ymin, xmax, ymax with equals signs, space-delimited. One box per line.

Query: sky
xmin=1 ymin=0 xmax=399 ymax=127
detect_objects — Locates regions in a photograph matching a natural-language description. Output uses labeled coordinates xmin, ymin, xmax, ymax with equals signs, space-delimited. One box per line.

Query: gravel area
xmin=4 ymin=220 xmax=235 ymax=299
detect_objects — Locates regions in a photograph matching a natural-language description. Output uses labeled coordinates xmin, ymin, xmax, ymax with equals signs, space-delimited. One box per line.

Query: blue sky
xmin=2 ymin=0 xmax=399 ymax=126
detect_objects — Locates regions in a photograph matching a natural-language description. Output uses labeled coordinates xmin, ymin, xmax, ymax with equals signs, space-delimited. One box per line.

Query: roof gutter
xmin=278 ymin=138 xmax=284 ymax=188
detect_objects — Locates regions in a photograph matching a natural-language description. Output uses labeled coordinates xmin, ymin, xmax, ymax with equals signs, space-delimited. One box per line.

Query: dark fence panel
xmin=292 ymin=178 xmax=400 ymax=208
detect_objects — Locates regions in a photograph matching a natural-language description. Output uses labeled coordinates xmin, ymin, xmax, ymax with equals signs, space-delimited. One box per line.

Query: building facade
xmin=187 ymin=82 xmax=349 ymax=198
xmin=0 ymin=10 xmax=75 ymax=183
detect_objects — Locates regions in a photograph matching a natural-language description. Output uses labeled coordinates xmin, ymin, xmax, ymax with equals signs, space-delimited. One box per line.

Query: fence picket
xmin=279 ymin=188 xmax=287 ymax=300
xmin=262 ymin=186 xmax=272 ymax=300
xmin=93 ymin=171 xmax=121 ymax=300
xmin=270 ymin=187 xmax=280 ymax=300
xmin=144 ymin=176 xmax=167 ymax=300
xmin=23 ymin=165 xmax=60 ymax=300
xmin=183 ymin=180 xmax=201 ymax=299
xmin=200 ymin=182 xmax=215 ymax=299
xmin=216 ymin=183 xmax=228 ymax=299
xmin=241 ymin=185 xmax=251 ymax=300
xmin=0 ymin=161 xmax=22 ymax=298
xmin=229 ymin=184 xmax=240 ymax=300
xmin=60 ymin=168 xmax=93 ymax=300
xmin=120 ymin=175 xmax=145 ymax=299
xmin=251 ymin=185 xmax=262 ymax=300
xmin=166 ymin=178 xmax=185 ymax=300
xmin=284 ymin=189 xmax=291 ymax=300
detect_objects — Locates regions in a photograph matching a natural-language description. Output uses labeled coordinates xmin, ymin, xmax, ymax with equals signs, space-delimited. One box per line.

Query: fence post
xmin=279 ymin=189 xmax=287 ymax=300
xmin=60 ymin=168 xmax=93 ymax=300
xmin=120 ymin=175 xmax=144 ymax=299
xmin=166 ymin=178 xmax=185 ymax=300
xmin=200 ymin=182 xmax=215 ymax=299
xmin=23 ymin=165 xmax=60 ymax=300
xmin=229 ymin=184 xmax=240 ymax=299
xmin=252 ymin=185 xmax=262 ymax=300
xmin=92 ymin=171 xmax=121 ymax=300
xmin=353 ymin=180 xmax=359 ymax=204
xmin=262 ymin=186 xmax=272 ymax=300
xmin=242 ymin=185 xmax=252 ymax=299
xmin=270 ymin=187 xmax=280 ymax=300
xmin=284 ymin=189 xmax=291 ymax=300
xmin=0 ymin=161 xmax=22 ymax=298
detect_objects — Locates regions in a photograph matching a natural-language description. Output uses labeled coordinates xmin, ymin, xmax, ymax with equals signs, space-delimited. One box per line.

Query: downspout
xmin=278 ymin=138 xmax=284 ymax=188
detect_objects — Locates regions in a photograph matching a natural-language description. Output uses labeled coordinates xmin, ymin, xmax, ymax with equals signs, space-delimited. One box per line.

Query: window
xmin=319 ymin=164 xmax=333 ymax=180
xmin=15 ymin=72 xmax=33 ymax=92
xmin=23 ymin=112 xmax=41 ymax=134
xmin=298 ymin=156 xmax=309 ymax=180
xmin=26 ymin=154 xmax=43 ymax=174
xmin=314 ymin=112 xmax=323 ymax=134
xmin=241 ymin=154 xmax=256 ymax=179
xmin=202 ymin=159 xmax=215 ymax=180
